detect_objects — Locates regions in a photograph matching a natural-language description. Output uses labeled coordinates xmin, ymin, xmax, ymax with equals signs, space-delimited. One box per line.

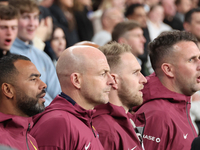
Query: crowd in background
xmin=1 ymin=0 xmax=200 ymax=149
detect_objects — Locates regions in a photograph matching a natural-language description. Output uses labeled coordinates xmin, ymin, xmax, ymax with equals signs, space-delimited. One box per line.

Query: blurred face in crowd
xmin=50 ymin=27 xmax=66 ymax=58
xmin=184 ymin=12 xmax=200 ymax=41
xmin=148 ymin=5 xmax=164 ymax=23
xmin=170 ymin=41 xmax=200 ymax=96
xmin=116 ymin=52 xmax=147 ymax=109
xmin=162 ymin=0 xmax=176 ymax=17
xmin=119 ymin=27 xmax=146 ymax=57
xmin=13 ymin=60 xmax=47 ymax=117
xmin=0 ymin=19 xmax=18 ymax=51
xmin=18 ymin=10 xmax=39 ymax=43
xmin=127 ymin=6 xmax=147 ymax=28
xmin=176 ymin=0 xmax=192 ymax=14
xmin=59 ymin=0 xmax=74 ymax=8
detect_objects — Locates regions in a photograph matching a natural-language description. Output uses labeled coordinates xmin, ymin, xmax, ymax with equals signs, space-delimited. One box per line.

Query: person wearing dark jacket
xmin=0 ymin=5 xmax=18 ymax=59
xmin=93 ymin=42 xmax=147 ymax=150
xmin=30 ymin=45 xmax=115 ymax=150
xmin=133 ymin=30 xmax=199 ymax=150
xmin=0 ymin=54 xmax=47 ymax=150
xmin=49 ymin=0 xmax=79 ymax=47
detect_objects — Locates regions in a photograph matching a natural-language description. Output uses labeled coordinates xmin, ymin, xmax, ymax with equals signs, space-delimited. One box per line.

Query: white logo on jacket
xmin=183 ymin=133 xmax=188 ymax=139
xmin=143 ymin=134 xmax=161 ymax=143
xmin=85 ymin=142 xmax=91 ymax=150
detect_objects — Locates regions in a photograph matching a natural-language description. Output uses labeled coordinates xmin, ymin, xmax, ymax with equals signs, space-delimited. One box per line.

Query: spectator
xmin=147 ymin=4 xmax=172 ymax=41
xmin=90 ymin=0 xmax=125 ymax=34
xmin=92 ymin=7 xmax=124 ymax=46
xmin=175 ymin=0 xmax=192 ymax=23
xmin=30 ymin=45 xmax=115 ymax=150
xmin=49 ymin=0 xmax=79 ymax=47
xmin=112 ymin=20 xmax=146 ymax=65
xmin=73 ymin=0 xmax=94 ymax=41
xmin=9 ymin=0 xmax=61 ymax=106
xmin=125 ymin=3 xmax=151 ymax=76
xmin=93 ymin=42 xmax=147 ymax=150
xmin=44 ymin=25 xmax=66 ymax=66
xmin=184 ymin=7 xmax=200 ymax=47
xmin=161 ymin=0 xmax=184 ymax=30
xmin=0 ymin=54 xmax=47 ymax=150
xmin=0 ymin=5 xmax=18 ymax=58
xmin=133 ymin=31 xmax=199 ymax=150
xmin=0 ymin=0 xmax=8 ymax=5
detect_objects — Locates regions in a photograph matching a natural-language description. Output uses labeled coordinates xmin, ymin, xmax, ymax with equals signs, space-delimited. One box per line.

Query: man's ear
xmin=118 ymin=37 xmax=128 ymax=44
xmin=70 ymin=73 xmax=81 ymax=89
xmin=1 ymin=83 xmax=14 ymax=99
xmin=111 ymin=73 xmax=118 ymax=90
xmin=161 ymin=63 xmax=174 ymax=78
xmin=183 ymin=22 xmax=191 ymax=32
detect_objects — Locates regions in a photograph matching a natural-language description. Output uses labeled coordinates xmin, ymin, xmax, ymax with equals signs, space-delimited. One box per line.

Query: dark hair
xmin=112 ymin=20 xmax=141 ymax=42
xmin=125 ymin=3 xmax=144 ymax=18
xmin=184 ymin=7 xmax=200 ymax=23
xmin=149 ymin=30 xmax=198 ymax=73
xmin=9 ymin=0 xmax=39 ymax=14
xmin=0 ymin=4 xmax=19 ymax=20
xmin=0 ymin=54 xmax=30 ymax=85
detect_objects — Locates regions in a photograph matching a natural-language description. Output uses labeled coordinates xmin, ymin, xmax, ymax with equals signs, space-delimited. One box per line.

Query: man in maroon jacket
xmin=30 ymin=45 xmax=115 ymax=150
xmin=0 ymin=54 xmax=47 ymax=150
xmin=133 ymin=30 xmax=199 ymax=150
xmin=92 ymin=42 xmax=147 ymax=150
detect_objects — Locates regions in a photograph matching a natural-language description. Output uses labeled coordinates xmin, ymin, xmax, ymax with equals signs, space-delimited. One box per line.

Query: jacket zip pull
xmin=91 ymin=123 xmax=96 ymax=138
xmin=26 ymin=123 xmax=30 ymax=150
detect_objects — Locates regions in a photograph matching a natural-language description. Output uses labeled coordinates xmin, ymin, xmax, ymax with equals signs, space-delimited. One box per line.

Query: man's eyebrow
xmin=29 ymin=73 xmax=41 ymax=78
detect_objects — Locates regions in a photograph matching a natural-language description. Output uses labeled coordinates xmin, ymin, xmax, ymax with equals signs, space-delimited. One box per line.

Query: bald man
xmin=30 ymin=45 xmax=114 ymax=150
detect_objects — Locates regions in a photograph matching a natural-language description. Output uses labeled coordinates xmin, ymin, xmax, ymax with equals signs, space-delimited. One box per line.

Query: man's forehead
xmin=0 ymin=19 xmax=18 ymax=25
xmin=14 ymin=60 xmax=39 ymax=74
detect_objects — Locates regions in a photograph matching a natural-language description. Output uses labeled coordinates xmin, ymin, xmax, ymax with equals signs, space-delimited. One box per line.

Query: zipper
xmin=26 ymin=123 xmax=30 ymax=150
xmin=186 ymin=102 xmax=196 ymax=137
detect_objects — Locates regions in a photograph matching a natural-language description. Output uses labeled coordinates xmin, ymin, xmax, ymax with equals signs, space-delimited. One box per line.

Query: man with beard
xmin=92 ymin=42 xmax=147 ymax=150
xmin=0 ymin=54 xmax=47 ymax=150
xmin=133 ymin=31 xmax=199 ymax=150
xmin=0 ymin=5 xmax=18 ymax=58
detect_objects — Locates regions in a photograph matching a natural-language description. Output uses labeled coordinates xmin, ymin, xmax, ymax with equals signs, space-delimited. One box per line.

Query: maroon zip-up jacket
xmin=30 ymin=93 xmax=104 ymax=150
xmin=93 ymin=103 xmax=145 ymax=150
xmin=0 ymin=112 xmax=38 ymax=150
xmin=133 ymin=73 xmax=197 ymax=150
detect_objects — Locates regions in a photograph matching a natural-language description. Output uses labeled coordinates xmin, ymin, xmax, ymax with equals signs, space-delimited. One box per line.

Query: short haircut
xmin=124 ymin=3 xmax=144 ymax=18
xmin=112 ymin=20 xmax=141 ymax=42
xmin=184 ymin=7 xmax=200 ymax=23
xmin=99 ymin=42 xmax=132 ymax=71
xmin=0 ymin=4 xmax=19 ymax=20
xmin=149 ymin=30 xmax=198 ymax=73
xmin=9 ymin=0 xmax=39 ymax=14
xmin=0 ymin=54 xmax=30 ymax=86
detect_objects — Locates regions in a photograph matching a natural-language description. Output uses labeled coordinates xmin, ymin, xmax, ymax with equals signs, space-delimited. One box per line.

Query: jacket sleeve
xmin=38 ymin=146 xmax=63 ymax=150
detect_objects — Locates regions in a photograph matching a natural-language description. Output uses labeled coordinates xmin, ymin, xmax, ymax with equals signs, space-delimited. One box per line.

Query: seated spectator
xmin=9 ymin=0 xmax=61 ymax=106
xmin=147 ymin=4 xmax=172 ymax=41
xmin=44 ymin=25 xmax=66 ymax=66
xmin=90 ymin=0 xmax=125 ymax=34
xmin=93 ymin=42 xmax=147 ymax=150
xmin=184 ymin=7 xmax=200 ymax=47
xmin=92 ymin=7 xmax=124 ymax=46
xmin=175 ymin=0 xmax=192 ymax=23
xmin=0 ymin=54 xmax=47 ymax=150
xmin=161 ymin=0 xmax=184 ymax=30
xmin=112 ymin=20 xmax=146 ymax=65
xmin=125 ymin=3 xmax=151 ymax=76
xmin=49 ymin=0 xmax=79 ymax=47
xmin=0 ymin=5 xmax=18 ymax=58
xmin=30 ymin=45 xmax=114 ymax=150
xmin=0 ymin=0 xmax=8 ymax=5
xmin=73 ymin=0 xmax=94 ymax=41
